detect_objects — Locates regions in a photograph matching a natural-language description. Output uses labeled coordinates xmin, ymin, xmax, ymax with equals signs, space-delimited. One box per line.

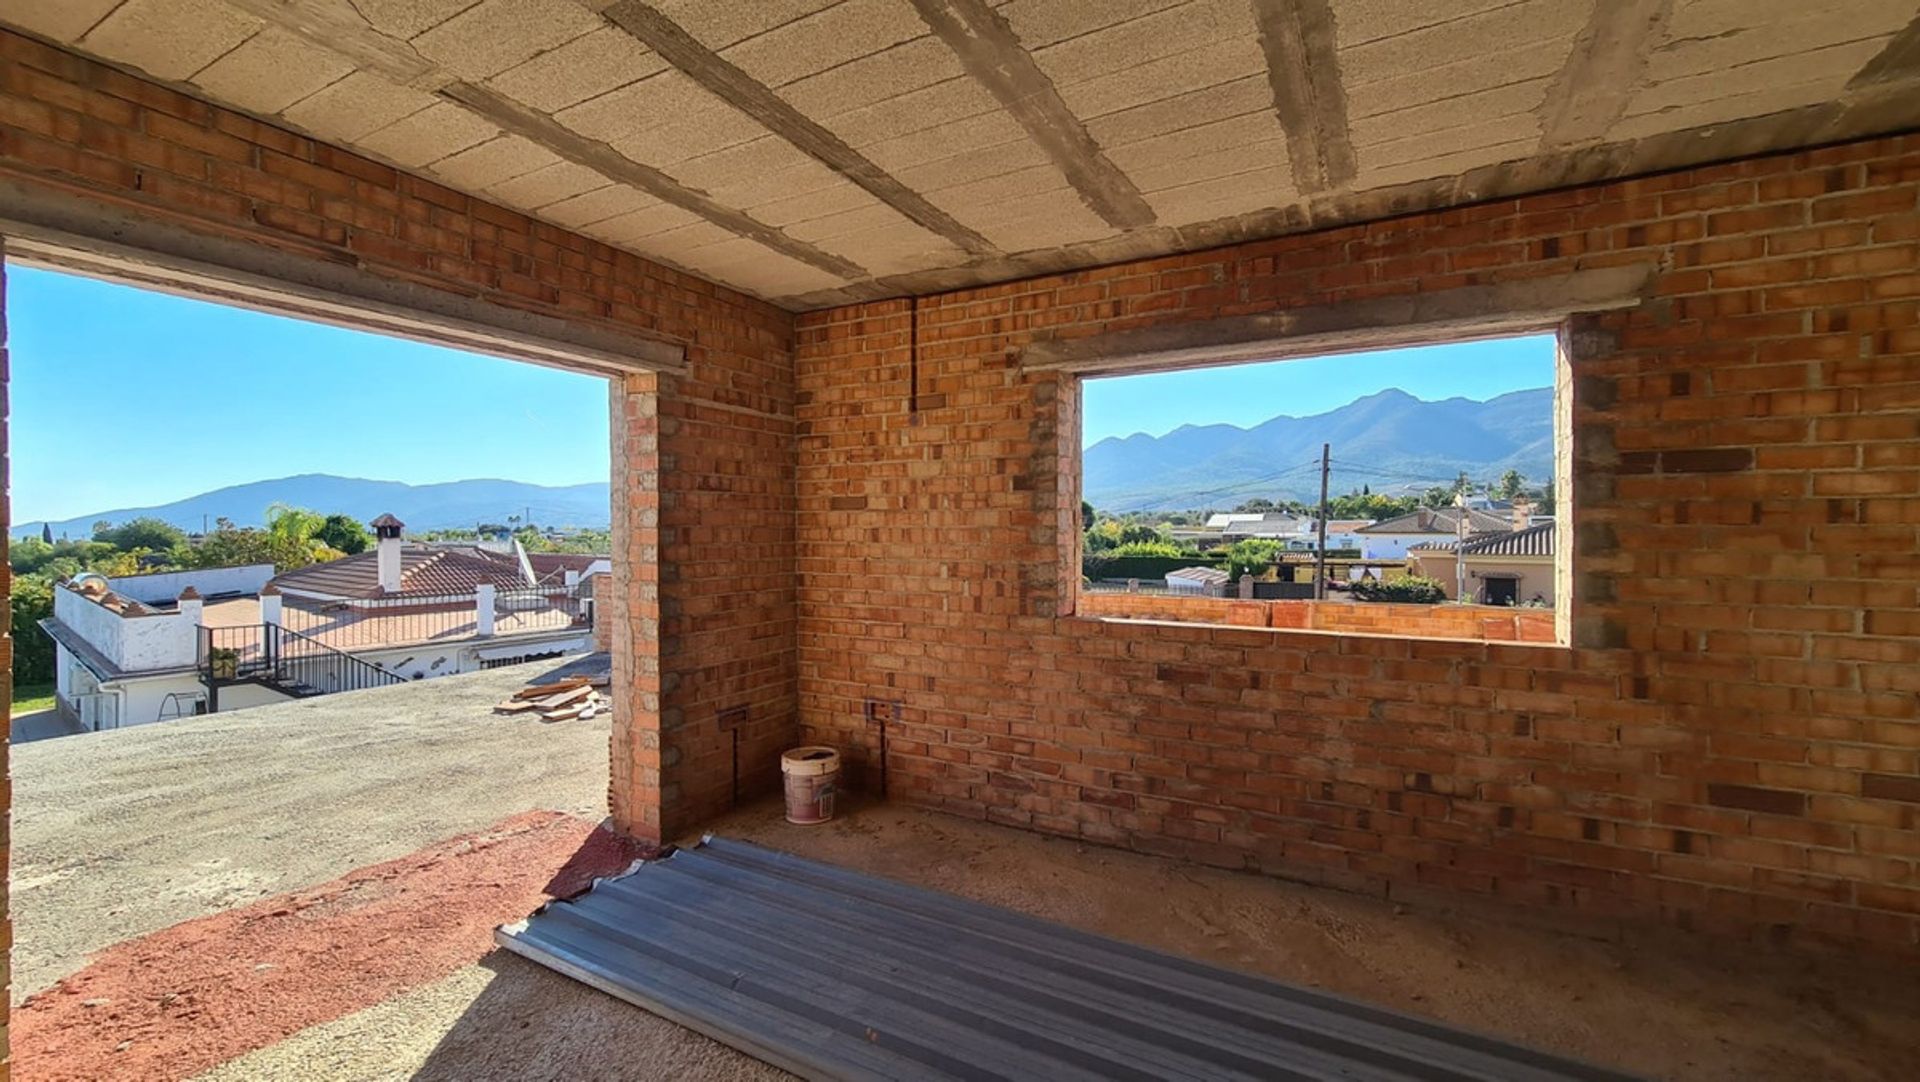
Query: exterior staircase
xmin=199 ymin=623 xmax=406 ymax=707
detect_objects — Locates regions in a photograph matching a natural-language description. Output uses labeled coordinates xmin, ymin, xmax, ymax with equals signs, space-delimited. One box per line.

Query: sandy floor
xmin=208 ymin=796 xmax=1919 ymax=1082
xmin=9 ymin=661 xmax=613 ymax=1002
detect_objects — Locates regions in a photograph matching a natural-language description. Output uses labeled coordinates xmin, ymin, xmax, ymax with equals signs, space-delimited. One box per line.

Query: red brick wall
xmin=796 ymin=134 xmax=1920 ymax=952
xmin=1079 ymin=593 xmax=1558 ymax=643
xmin=0 ymin=30 xmax=798 ymax=844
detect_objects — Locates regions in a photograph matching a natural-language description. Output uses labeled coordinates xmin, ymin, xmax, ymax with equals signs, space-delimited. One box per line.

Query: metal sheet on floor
xmin=496 ymin=836 xmax=1641 ymax=1081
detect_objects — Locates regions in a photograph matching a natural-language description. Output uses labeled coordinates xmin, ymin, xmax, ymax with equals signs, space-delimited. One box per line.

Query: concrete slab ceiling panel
xmin=1341 ymin=0 xmax=1587 ymax=185
xmin=282 ymin=71 xmax=440 ymax=144
xmin=485 ymin=27 xmax=670 ymax=113
xmin=538 ymin=184 xmax=661 ymax=230
xmin=4 ymin=0 xmax=124 ymax=43
xmin=356 ymin=101 xmax=500 ymax=168
xmin=997 ymin=0 xmax=1190 ymax=51
xmin=669 ymin=235 xmax=853 ymax=297
xmin=80 ymin=0 xmax=261 ymax=81
xmin=352 ymin=0 xmax=484 ymax=42
xmin=12 ymin=0 xmax=1920 ymax=308
xmin=776 ymin=37 xmax=967 ymax=120
xmin=783 ymin=203 xmax=962 ymax=276
xmin=649 ymin=0 xmax=844 ymax=53
xmin=429 ymin=133 xmax=562 ymax=192
xmin=192 ymin=27 xmax=358 ymax=116
xmin=485 ymin=160 xmax=616 ymax=213
xmin=582 ymin=201 xmax=703 ymax=249
xmin=1612 ymin=0 xmax=1918 ymax=139
xmin=408 ymin=0 xmax=603 ymax=82
xmin=718 ymin=0 xmax=932 ymax=91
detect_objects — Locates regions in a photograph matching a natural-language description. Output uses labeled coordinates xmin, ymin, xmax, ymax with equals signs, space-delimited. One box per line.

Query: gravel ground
xmin=10 ymin=660 xmax=612 ymax=1003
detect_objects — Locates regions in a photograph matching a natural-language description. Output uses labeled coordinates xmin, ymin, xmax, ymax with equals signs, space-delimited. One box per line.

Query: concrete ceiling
xmin=8 ymin=0 xmax=1920 ymax=310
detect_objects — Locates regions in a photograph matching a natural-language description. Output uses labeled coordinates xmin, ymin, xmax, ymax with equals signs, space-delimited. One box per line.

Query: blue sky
xmin=1083 ymin=334 xmax=1557 ymax=446
xmin=7 ymin=266 xmax=612 ymax=523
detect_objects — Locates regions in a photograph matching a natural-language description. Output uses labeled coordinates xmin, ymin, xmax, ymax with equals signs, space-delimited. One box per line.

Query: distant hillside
xmin=1085 ymin=388 xmax=1553 ymax=512
xmin=17 ymin=474 xmax=611 ymax=538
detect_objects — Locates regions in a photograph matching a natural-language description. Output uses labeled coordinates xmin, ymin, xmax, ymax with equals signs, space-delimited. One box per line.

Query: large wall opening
xmin=1075 ymin=332 xmax=1568 ymax=646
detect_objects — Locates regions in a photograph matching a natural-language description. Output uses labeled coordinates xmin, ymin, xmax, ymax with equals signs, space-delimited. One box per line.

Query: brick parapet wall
xmin=1080 ymin=593 xmax=1558 ymax=643
xmin=0 ymin=31 xmax=799 ymax=844
xmin=796 ymin=134 xmax=1920 ymax=952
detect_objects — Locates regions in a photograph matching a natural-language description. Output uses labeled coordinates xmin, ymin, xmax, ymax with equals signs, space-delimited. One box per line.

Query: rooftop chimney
xmin=1511 ymin=499 xmax=1533 ymax=531
xmin=371 ymin=513 xmax=405 ymax=594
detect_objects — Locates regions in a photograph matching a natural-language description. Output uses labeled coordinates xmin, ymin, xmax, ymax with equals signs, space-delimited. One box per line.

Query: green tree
xmin=11 ymin=574 xmax=57 ymax=686
xmin=1117 ymin=523 xmax=1163 ymax=546
xmin=1225 ymin=539 xmax=1282 ymax=581
xmin=1080 ymin=499 xmax=1095 ymax=528
xmin=10 ymin=537 xmax=55 ymax=574
xmin=263 ymin=504 xmax=344 ymax=569
xmin=1496 ymin=470 xmax=1525 ymax=499
xmin=316 ymin=513 xmax=372 ymax=555
xmin=190 ymin=519 xmax=276 ymax=569
xmin=93 ymin=517 xmax=187 ymax=552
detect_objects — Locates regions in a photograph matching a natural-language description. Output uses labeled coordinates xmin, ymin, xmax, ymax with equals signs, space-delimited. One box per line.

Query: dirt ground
xmin=207 ymin=796 xmax=1918 ymax=1082
xmin=9 ymin=662 xmax=613 ymax=1002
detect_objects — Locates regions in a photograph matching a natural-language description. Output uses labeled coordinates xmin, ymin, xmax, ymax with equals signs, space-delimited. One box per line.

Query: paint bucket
xmin=780 ymin=746 xmax=840 ymax=825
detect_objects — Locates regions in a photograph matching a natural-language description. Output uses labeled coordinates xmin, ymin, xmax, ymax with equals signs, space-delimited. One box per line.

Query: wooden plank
xmin=515 ymin=677 xmax=591 ymax=700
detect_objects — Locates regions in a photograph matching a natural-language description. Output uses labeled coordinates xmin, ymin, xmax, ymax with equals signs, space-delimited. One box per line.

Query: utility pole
xmin=1454 ymin=489 xmax=1471 ymax=603
xmin=1314 ymin=442 xmax=1331 ymax=600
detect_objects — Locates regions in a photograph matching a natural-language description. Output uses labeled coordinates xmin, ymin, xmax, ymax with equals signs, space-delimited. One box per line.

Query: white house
xmin=39 ymin=513 xmax=606 ymax=732
xmin=43 ymin=564 xmax=280 ymax=730
xmin=1353 ymin=507 xmax=1517 ymax=561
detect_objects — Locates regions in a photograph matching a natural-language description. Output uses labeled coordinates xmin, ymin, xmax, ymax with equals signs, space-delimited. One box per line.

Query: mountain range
xmin=17 ymin=474 xmax=611 ymax=539
xmin=1085 ymin=387 xmax=1553 ymax=512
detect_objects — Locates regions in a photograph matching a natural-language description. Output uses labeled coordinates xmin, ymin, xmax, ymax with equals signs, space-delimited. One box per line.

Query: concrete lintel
xmin=0 ymin=179 xmax=686 ymax=378
xmin=1019 ymin=264 xmax=1656 ymax=375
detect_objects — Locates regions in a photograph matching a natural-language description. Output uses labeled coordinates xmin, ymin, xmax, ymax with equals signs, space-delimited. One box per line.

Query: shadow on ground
xmin=409 ymin=952 xmax=786 ymax=1082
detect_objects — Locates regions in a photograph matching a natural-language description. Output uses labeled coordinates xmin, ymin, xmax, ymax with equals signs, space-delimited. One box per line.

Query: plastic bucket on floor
xmin=781 ymin=746 xmax=840 ymax=825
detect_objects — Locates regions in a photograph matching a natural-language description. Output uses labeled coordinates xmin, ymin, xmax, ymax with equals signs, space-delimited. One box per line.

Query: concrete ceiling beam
xmin=1536 ymin=0 xmax=1672 ymax=150
xmin=436 ymin=81 xmax=868 ymax=281
xmin=1250 ymin=0 xmax=1356 ymax=195
xmin=1850 ymin=10 xmax=1920 ymax=90
xmin=599 ymin=0 xmax=998 ymax=259
xmin=218 ymin=0 xmax=867 ymax=286
xmin=907 ymin=0 xmax=1156 ymax=232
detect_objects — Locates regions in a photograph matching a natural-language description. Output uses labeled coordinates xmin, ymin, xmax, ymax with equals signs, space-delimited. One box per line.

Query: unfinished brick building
xmin=5 ymin=0 xmax=1920 ymax=1070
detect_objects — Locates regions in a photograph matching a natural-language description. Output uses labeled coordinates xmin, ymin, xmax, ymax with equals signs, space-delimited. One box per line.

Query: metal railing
xmin=277 ymin=587 xmax=588 ymax=651
xmin=200 ymin=623 xmax=407 ymax=698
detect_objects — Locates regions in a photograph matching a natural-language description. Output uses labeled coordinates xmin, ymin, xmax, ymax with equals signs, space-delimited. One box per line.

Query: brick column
xmin=608 ymin=374 xmax=664 ymax=842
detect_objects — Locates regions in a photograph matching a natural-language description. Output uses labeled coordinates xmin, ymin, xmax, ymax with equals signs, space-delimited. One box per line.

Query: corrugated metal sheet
xmin=497 ymin=837 xmax=1641 ymax=1081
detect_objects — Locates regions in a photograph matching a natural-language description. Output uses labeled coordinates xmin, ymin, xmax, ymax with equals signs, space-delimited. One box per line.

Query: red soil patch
xmin=14 ymin=810 xmax=659 ymax=1082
